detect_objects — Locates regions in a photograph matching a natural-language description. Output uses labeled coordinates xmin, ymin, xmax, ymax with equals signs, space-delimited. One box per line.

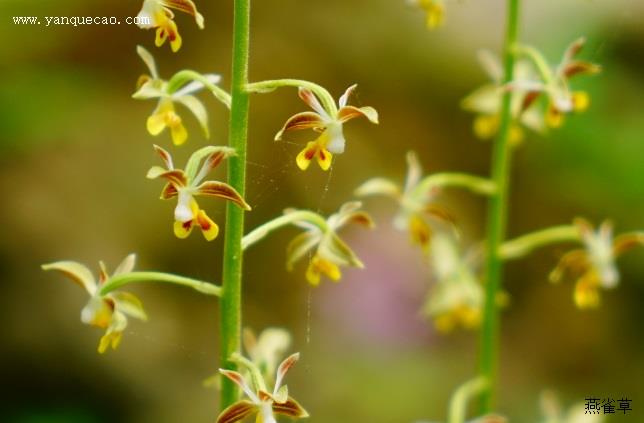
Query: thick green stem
xmin=478 ymin=0 xmax=521 ymax=413
xmin=99 ymin=272 xmax=221 ymax=296
xmin=220 ymin=0 xmax=251 ymax=410
xmin=500 ymin=225 xmax=580 ymax=261
xmin=242 ymin=210 xmax=328 ymax=251
xmin=246 ymin=79 xmax=337 ymax=115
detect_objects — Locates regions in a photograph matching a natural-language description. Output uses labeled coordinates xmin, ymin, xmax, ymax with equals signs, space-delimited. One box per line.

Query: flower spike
xmin=136 ymin=0 xmax=205 ymax=52
xmin=133 ymin=46 xmax=223 ymax=146
xmin=276 ymin=84 xmax=378 ymax=171
xmin=42 ymin=255 xmax=147 ymax=353
xmin=147 ymin=145 xmax=251 ymax=241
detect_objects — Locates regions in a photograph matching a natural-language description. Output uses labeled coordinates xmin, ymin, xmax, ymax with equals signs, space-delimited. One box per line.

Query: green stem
xmin=500 ymin=225 xmax=580 ymax=261
xmin=478 ymin=0 xmax=521 ymax=413
xmin=246 ymin=79 xmax=338 ymax=115
xmin=99 ymin=271 xmax=221 ymax=296
xmin=415 ymin=173 xmax=497 ymax=197
xmin=515 ymin=45 xmax=554 ymax=84
xmin=167 ymin=70 xmax=232 ymax=108
xmin=448 ymin=377 xmax=489 ymax=423
xmin=220 ymin=0 xmax=251 ymax=410
xmin=242 ymin=210 xmax=328 ymax=251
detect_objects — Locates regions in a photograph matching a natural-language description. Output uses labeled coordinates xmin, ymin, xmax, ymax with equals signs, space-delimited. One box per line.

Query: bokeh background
xmin=1 ymin=0 xmax=643 ymax=422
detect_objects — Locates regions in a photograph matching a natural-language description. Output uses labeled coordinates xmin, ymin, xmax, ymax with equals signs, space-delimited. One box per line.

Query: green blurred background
xmin=1 ymin=0 xmax=643 ymax=421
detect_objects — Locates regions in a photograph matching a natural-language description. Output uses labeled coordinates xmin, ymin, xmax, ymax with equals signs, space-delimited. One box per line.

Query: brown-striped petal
xmin=613 ymin=233 xmax=644 ymax=256
xmin=338 ymin=84 xmax=357 ymax=108
xmin=298 ymin=88 xmax=326 ymax=116
xmin=153 ymin=144 xmax=174 ymax=169
xmin=216 ymin=400 xmax=258 ymax=423
xmin=337 ymin=105 xmax=379 ymax=124
xmin=563 ymin=61 xmax=601 ymax=79
xmin=286 ymin=232 xmax=320 ymax=271
xmin=160 ymin=0 xmax=205 ymax=28
xmin=147 ymin=167 xmax=188 ymax=187
xmin=272 ymin=396 xmax=309 ymax=418
xmin=195 ymin=181 xmax=251 ymax=210
xmin=274 ymin=112 xmax=325 ymax=140
xmin=161 ymin=182 xmax=178 ymax=199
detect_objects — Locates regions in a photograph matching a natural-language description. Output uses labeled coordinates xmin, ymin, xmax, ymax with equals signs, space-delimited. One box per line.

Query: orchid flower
xmin=462 ymin=50 xmax=545 ymax=145
xmin=133 ymin=46 xmax=222 ymax=146
xmin=408 ymin=0 xmax=445 ymax=29
xmin=42 ymin=254 xmax=147 ymax=353
xmin=147 ymin=144 xmax=251 ymax=241
xmin=515 ymin=37 xmax=601 ymax=128
xmin=136 ymin=0 xmax=204 ymax=52
xmin=275 ymin=84 xmax=378 ymax=171
xmin=423 ymin=233 xmax=485 ymax=332
xmin=356 ymin=152 xmax=495 ymax=251
xmin=243 ymin=327 xmax=292 ymax=382
xmin=550 ymin=219 xmax=643 ymax=309
xmin=216 ymin=353 xmax=309 ymax=423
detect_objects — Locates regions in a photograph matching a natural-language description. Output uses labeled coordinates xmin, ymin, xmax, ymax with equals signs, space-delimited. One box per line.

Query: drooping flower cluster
xmin=133 ymin=46 xmax=222 ymax=146
xmin=275 ymin=85 xmax=378 ymax=171
xmin=136 ymin=0 xmax=205 ymax=52
xmin=147 ymin=144 xmax=250 ymax=240
xmin=550 ymin=219 xmax=643 ymax=309
xmin=42 ymin=255 xmax=147 ymax=353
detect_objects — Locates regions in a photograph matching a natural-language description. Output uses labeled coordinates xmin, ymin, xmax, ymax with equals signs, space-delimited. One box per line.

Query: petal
xmin=170 ymin=121 xmax=188 ymax=145
xmin=98 ymin=330 xmax=122 ymax=354
xmin=219 ymin=369 xmax=259 ymax=403
xmin=132 ymin=79 xmax=165 ymax=99
xmin=174 ymin=219 xmax=194 ymax=239
xmin=136 ymin=45 xmax=159 ymax=79
xmin=42 ymin=261 xmax=97 ymax=295
xmin=216 ymin=400 xmax=259 ymax=423
xmin=571 ymin=91 xmax=590 ymax=112
xmin=307 ymin=256 xmax=341 ymax=285
xmin=161 ymin=182 xmax=179 ymax=199
xmin=186 ymin=145 xmax=236 ymax=183
xmin=155 ymin=26 xmax=168 ymax=47
xmin=563 ymin=61 xmax=601 ymax=79
xmin=173 ymin=74 xmax=222 ymax=97
xmin=113 ymin=292 xmax=148 ymax=321
xmin=81 ymin=296 xmax=114 ymax=328
xmin=298 ymin=88 xmax=327 ymax=116
xmin=473 ymin=114 xmax=499 ymax=140
xmin=613 ymin=232 xmax=644 ymax=256
xmin=318 ymin=233 xmax=363 ymax=268
xmin=338 ymin=84 xmax=357 ymax=108
xmin=545 ymin=103 xmax=564 ymax=128
xmin=274 ymin=112 xmax=324 ymax=141
xmin=295 ymin=142 xmax=317 ymax=171
xmin=404 ymin=150 xmax=423 ymax=192
xmin=153 ymin=144 xmax=174 ymax=170
xmin=146 ymin=167 xmax=188 ymax=187
xmin=197 ymin=209 xmax=220 ymax=241
xmin=174 ymin=192 xmax=198 ymax=222
xmin=286 ymin=232 xmax=320 ymax=271
xmin=113 ymin=254 xmax=136 ymax=276
xmin=561 ymin=37 xmax=586 ymax=64
xmin=574 ymin=273 xmax=601 ymax=309
xmin=175 ymin=94 xmax=209 ymax=138
xmin=272 ymin=396 xmax=309 ymax=419
xmin=274 ymin=353 xmax=299 ymax=393
xmin=337 ymin=105 xmax=379 ymax=124
xmin=195 ymin=181 xmax=251 ymax=210
xmin=477 ymin=50 xmax=503 ymax=83
xmin=147 ymin=109 xmax=167 ymax=136
xmin=461 ymin=84 xmax=502 ymax=115
xmin=160 ymin=0 xmax=205 ymax=28
xmin=315 ymin=146 xmax=333 ymax=171
xmin=549 ymin=249 xmax=589 ymax=283
xmin=409 ymin=214 xmax=432 ymax=249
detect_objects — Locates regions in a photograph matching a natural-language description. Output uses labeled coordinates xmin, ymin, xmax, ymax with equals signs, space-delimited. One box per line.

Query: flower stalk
xmin=246 ymin=79 xmax=337 ymax=113
xmin=478 ymin=0 xmax=521 ymax=413
xmin=100 ymin=271 xmax=222 ymax=296
xmin=220 ymin=0 xmax=252 ymax=410
xmin=499 ymin=225 xmax=580 ymax=261
xmin=448 ymin=377 xmax=489 ymax=423
xmin=242 ymin=210 xmax=329 ymax=250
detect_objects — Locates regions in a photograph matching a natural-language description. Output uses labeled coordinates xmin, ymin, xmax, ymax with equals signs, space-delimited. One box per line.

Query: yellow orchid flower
xmin=217 ymin=353 xmax=309 ymax=423
xmin=408 ymin=0 xmax=445 ymax=29
xmin=550 ymin=219 xmax=644 ymax=309
xmin=147 ymin=145 xmax=251 ymax=241
xmin=462 ymin=50 xmax=545 ymax=145
xmin=136 ymin=0 xmax=205 ymax=52
xmin=42 ymin=254 xmax=147 ymax=353
xmin=275 ymin=85 xmax=378 ymax=171
xmin=133 ymin=46 xmax=222 ymax=146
